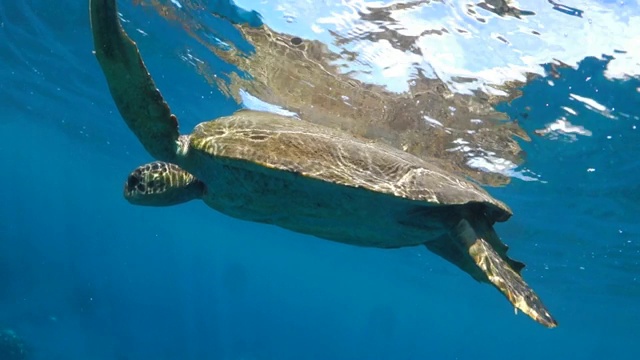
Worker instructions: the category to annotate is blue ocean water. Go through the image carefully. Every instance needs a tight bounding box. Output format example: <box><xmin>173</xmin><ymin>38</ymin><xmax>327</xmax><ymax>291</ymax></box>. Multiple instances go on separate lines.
<box><xmin>1</xmin><ymin>0</ymin><xmax>639</xmax><ymax>359</ymax></box>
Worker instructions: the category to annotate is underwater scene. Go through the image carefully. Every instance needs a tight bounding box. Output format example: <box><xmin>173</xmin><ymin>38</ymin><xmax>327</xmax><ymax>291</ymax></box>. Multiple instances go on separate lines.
<box><xmin>1</xmin><ymin>0</ymin><xmax>639</xmax><ymax>358</ymax></box>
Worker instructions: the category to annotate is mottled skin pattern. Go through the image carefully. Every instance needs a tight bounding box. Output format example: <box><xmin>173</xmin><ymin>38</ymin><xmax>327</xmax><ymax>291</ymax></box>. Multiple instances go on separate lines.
<box><xmin>92</xmin><ymin>0</ymin><xmax>556</xmax><ymax>328</ymax></box>
<box><xmin>125</xmin><ymin>161</ymin><xmax>204</xmax><ymax>206</ymax></box>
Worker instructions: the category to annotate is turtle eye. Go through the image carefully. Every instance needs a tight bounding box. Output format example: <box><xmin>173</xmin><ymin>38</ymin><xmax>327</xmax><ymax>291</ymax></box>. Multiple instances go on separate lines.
<box><xmin>127</xmin><ymin>174</ymin><xmax>140</xmax><ymax>188</ymax></box>
<box><xmin>136</xmin><ymin>183</ymin><xmax>146</xmax><ymax>193</ymax></box>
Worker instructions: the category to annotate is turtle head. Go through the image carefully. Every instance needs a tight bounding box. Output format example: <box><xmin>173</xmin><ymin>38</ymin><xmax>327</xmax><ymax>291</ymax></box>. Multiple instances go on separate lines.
<box><xmin>124</xmin><ymin>162</ymin><xmax>205</xmax><ymax>206</ymax></box>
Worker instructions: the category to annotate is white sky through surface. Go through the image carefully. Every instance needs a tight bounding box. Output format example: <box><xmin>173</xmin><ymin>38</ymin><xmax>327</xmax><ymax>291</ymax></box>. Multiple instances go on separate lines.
<box><xmin>238</xmin><ymin>0</ymin><xmax>639</xmax><ymax>93</ymax></box>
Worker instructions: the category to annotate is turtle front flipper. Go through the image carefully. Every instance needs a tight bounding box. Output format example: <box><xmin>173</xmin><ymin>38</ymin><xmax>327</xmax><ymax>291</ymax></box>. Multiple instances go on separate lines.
<box><xmin>90</xmin><ymin>0</ymin><xmax>180</xmax><ymax>162</ymax></box>
<box><xmin>125</xmin><ymin>161</ymin><xmax>205</xmax><ymax>206</ymax></box>
<box><xmin>451</xmin><ymin>219</ymin><xmax>557</xmax><ymax>328</ymax></box>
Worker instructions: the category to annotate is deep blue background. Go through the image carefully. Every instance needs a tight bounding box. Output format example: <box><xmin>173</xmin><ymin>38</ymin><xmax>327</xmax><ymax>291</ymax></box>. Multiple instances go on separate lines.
<box><xmin>1</xmin><ymin>1</ymin><xmax>639</xmax><ymax>359</ymax></box>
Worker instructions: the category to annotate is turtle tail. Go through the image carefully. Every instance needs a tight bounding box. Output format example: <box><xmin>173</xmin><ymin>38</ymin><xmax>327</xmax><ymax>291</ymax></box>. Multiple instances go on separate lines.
<box><xmin>90</xmin><ymin>0</ymin><xmax>180</xmax><ymax>162</ymax></box>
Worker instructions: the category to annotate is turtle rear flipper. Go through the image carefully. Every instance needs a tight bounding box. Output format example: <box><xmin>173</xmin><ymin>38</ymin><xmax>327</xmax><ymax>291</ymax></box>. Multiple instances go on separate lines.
<box><xmin>451</xmin><ymin>219</ymin><xmax>558</xmax><ymax>328</ymax></box>
<box><xmin>90</xmin><ymin>0</ymin><xmax>180</xmax><ymax>162</ymax></box>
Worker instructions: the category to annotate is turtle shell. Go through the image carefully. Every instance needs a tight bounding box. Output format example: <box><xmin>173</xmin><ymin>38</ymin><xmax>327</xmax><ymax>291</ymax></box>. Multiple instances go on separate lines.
<box><xmin>187</xmin><ymin>110</ymin><xmax>512</xmax><ymax>222</ymax></box>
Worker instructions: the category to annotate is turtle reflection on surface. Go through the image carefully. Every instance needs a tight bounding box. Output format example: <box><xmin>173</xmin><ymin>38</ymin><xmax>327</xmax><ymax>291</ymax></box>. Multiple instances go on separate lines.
<box><xmin>130</xmin><ymin>0</ymin><xmax>532</xmax><ymax>186</ymax></box>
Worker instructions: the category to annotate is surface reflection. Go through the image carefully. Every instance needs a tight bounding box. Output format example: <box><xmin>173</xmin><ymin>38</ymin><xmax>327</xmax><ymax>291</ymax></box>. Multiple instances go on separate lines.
<box><xmin>127</xmin><ymin>0</ymin><xmax>638</xmax><ymax>187</ymax></box>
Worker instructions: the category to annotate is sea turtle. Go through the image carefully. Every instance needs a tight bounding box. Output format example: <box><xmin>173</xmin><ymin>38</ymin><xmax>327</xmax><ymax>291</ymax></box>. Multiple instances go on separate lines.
<box><xmin>90</xmin><ymin>0</ymin><xmax>557</xmax><ymax>327</ymax></box>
